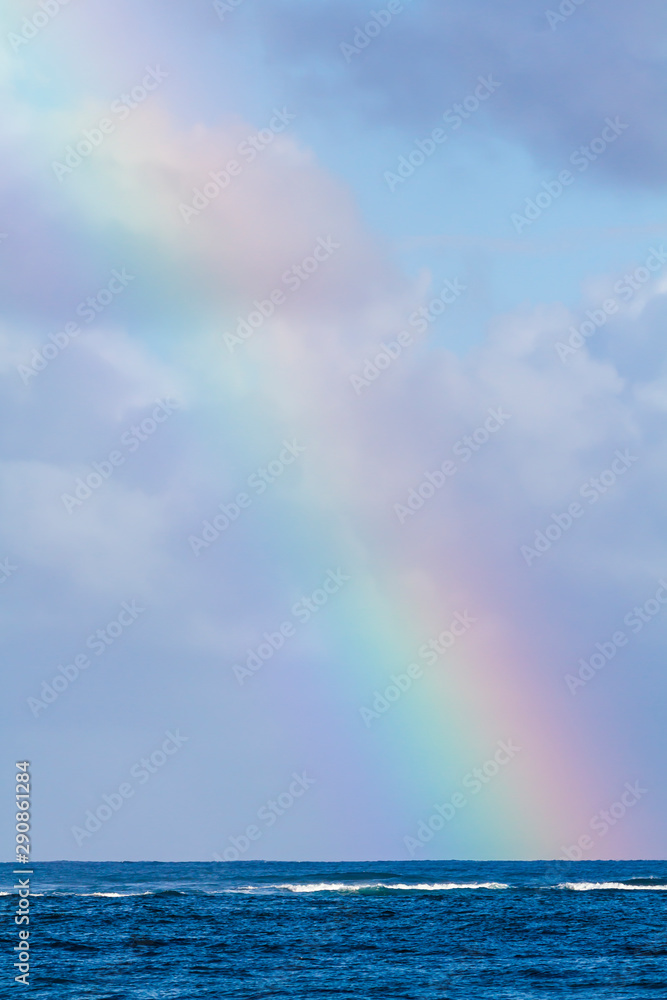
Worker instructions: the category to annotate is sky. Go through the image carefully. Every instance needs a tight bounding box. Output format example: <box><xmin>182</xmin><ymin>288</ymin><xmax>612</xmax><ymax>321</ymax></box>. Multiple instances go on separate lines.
<box><xmin>2</xmin><ymin>0</ymin><xmax>667</xmax><ymax>862</ymax></box>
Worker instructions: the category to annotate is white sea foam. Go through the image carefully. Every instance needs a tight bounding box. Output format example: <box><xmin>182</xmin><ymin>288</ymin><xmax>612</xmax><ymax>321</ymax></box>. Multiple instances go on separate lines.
<box><xmin>28</xmin><ymin>890</ymin><xmax>152</xmax><ymax>897</ymax></box>
<box><xmin>89</xmin><ymin>891</ymin><xmax>145</xmax><ymax>897</ymax></box>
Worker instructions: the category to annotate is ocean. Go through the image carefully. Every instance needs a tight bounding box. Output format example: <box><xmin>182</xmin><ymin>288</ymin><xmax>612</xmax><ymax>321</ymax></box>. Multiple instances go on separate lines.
<box><xmin>1</xmin><ymin>860</ymin><xmax>666</xmax><ymax>998</ymax></box>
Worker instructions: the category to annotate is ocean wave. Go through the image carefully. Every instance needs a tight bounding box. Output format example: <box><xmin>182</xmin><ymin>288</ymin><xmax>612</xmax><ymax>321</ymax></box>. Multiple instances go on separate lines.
<box><xmin>267</xmin><ymin>881</ymin><xmax>510</xmax><ymax>893</ymax></box>
<box><xmin>15</xmin><ymin>891</ymin><xmax>155</xmax><ymax>898</ymax></box>
<box><xmin>0</xmin><ymin>882</ymin><xmax>512</xmax><ymax>898</ymax></box>
<box><xmin>560</xmin><ymin>881</ymin><xmax>667</xmax><ymax>891</ymax></box>
<box><xmin>8</xmin><ymin>880</ymin><xmax>666</xmax><ymax>898</ymax></box>
<box><xmin>88</xmin><ymin>891</ymin><xmax>153</xmax><ymax>897</ymax></box>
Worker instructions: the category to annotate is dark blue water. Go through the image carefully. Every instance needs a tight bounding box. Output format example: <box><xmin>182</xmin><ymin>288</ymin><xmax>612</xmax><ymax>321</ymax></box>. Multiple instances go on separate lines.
<box><xmin>1</xmin><ymin>861</ymin><xmax>666</xmax><ymax>998</ymax></box>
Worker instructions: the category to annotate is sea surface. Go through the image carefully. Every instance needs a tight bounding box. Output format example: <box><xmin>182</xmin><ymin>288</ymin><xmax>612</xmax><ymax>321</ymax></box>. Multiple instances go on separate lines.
<box><xmin>1</xmin><ymin>860</ymin><xmax>666</xmax><ymax>998</ymax></box>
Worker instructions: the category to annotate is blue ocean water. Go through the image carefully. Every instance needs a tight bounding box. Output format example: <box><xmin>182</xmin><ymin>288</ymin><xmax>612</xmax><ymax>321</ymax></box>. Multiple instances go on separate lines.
<box><xmin>1</xmin><ymin>860</ymin><xmax>666</xmax><ymax>998</ymax></box>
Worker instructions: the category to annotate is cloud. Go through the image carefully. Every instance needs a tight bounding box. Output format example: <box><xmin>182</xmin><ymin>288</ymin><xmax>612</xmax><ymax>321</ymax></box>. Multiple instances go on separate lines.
<box><xmin>251</xmin><ymin>0</ymin><xmax>667</xmax><ymax>187</ymax></box>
